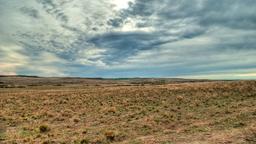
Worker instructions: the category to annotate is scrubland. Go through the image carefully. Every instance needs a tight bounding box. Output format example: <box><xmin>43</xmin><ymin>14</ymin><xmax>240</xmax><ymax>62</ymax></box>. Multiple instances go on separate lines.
<box><xmin>0</xmin><ymin>78</ymin><xmax>255</xmax><ymax>144</ymax></box>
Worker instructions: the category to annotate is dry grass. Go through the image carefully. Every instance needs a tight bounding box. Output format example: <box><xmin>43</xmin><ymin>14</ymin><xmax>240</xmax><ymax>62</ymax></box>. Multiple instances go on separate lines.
<box><xmin>0</xmin><ymin>79</ymin><xmax>255</xmax><ymax>143</ymax></box>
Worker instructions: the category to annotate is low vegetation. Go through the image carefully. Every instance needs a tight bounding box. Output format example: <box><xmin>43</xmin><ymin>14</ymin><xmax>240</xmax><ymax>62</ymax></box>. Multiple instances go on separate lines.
<box><xmin>0</xmin><ymin>78</ymin><xmax>255</xmax><ymax>143</ymax></box>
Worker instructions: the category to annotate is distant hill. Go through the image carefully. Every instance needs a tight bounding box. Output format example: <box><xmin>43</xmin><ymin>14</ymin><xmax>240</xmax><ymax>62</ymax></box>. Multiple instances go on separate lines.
<box><xmin>0</xmin><ymin>75</ymin><xmax>215</xmax><ymax>87</ymax></box>
<box><xmin>0</xmin><ymin>75</ymin><xmax>39</xmax><ymax>78</ymax></box>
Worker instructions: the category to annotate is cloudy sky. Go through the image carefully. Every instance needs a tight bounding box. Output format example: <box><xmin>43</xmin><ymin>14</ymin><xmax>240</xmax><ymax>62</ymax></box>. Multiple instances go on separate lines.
<box><xmin>0</xmin><ymin>0</ymin><xmax>256</xmax><ymax>79</ymax></box>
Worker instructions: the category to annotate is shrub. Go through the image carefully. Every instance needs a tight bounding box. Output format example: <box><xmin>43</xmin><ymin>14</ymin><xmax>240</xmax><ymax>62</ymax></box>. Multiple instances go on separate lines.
<box><xmin>80</xmin><ymin>139</ymin><xmax>89</xmax><ymax>144</ymax></box>
<box><xmin>107</xmin><ymin>107</ymin><xmax>117</xmax><ymax>113</ymax></box>
<box><xmin>176</xmin><ymin>96</ymin><xmax>184</xmax><ymax>101</ymax></box>
<box><xmin>73</xmin><ymin>118</ymin><xmax>79</xmax><ymax>123</ymax></box>
<box><xmin>39</xmin><ymin>125</ymin><xmax>50</xmax><ymax>133</ymax></box>
<box><xmin>104</xmin><ymin>130</ymin><xmax>116</xmax><ymax>141</ymax></box>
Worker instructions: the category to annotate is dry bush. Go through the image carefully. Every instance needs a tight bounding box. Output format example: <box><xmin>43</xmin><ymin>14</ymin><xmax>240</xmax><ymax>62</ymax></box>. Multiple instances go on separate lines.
<box><xmin>39</xmin><ymin>125</ymin><xmax>50</xmax><ymax>133</ymax></box>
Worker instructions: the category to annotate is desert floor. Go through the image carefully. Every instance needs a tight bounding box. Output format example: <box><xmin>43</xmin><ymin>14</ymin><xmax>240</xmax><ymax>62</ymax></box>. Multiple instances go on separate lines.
<box><xmin>0</xmin><ymin>78</ymin><xmax>256</xmax><ymax>144</ymax></box>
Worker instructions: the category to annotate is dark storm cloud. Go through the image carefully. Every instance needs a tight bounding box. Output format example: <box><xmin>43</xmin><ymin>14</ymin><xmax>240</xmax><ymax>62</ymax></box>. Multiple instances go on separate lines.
<box><xmin>88</xmin><ymin>27</ymin><xmax>206</xmax><ymax>63</ymax></box>
<box><xmin>89</xmin><ymin>32</ymin><xmax>163</xmax><ymax>62</ymax></box>
<box><xmin>89</xmin><ymin>32</ymin><xmax>162</xmax><ymax>50</ymax></box>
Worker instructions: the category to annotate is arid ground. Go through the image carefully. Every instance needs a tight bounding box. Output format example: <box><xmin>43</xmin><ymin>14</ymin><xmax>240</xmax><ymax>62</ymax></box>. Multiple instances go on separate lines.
<box><xmin>0</xmin><ymin>77</ymin><xmax>256</xmax><ymax>144</ymax></box>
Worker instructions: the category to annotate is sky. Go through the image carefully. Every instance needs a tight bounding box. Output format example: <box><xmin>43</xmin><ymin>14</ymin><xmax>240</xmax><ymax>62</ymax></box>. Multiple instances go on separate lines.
<box><xmin>0</xmin><ymin>0</ymin><xmax>256</xmax><ymax>79</ymax></box>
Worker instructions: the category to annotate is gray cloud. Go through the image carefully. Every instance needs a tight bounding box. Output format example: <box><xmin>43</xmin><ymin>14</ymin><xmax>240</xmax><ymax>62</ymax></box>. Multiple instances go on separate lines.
<box><xmin>37</xmin><ymin>0</ymin><xmax>69</xmax><ymax>23</ymax></box>
<box><xmin>122</xmin><ymin>0</ymin><xmax>256</xmax><ymax>29</ymax></box>
<box><xmin>20</xmin><ymin>7</ymin><xmax>40</xmax><ymax>19</ymax></box>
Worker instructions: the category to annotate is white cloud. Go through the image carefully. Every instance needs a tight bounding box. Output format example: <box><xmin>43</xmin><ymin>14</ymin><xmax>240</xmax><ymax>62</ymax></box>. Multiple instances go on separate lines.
<box><xmin>116</xmin><ymin>17</ymin><xmax>155</xmax><ymax>32</ymax></box>
<box><xmin>0</xmin><ymin>44</ymin><xmax>28</xmax><ymax>74</ymax></box>
<box><xmin>110</xmin><ymin>0</ymin><xmax>134</xmax><ymax>10</ymax></box>
<box><xmin>0</xmin><ymin>44</ymin><xmax>67</xmax><ymax>76</ymax></box>
<box><xmin>76</xmin><ymin>47</ymin><xmax>107</xmax><ymax>67</ymax></box>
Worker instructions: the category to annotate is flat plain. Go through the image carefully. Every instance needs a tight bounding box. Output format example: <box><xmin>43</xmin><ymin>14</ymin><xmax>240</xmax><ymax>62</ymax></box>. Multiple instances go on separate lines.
<box><xmin>0</xmin><ymin>76</ymin><xmax>256</xmax><ymax>144</ymax></box>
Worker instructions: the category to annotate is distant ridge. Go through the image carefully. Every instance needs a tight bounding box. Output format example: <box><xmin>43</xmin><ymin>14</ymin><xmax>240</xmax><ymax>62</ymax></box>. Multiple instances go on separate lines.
<box><xmin>0</xmin><ymin>75</ymin><xmax>213</xmax><ymax>81</ymax></box>
<box><xmin>0</xmin><ymin>75</ymin><xmax>213</xmax><ymax>83</ymax></box>
<box><xmin>0</xmin><ymin>75</ymin><xmax>191</xmax><ymax>80</ymax></box>
<box><xmin>0</xmin><ymin>75</ymin><xmax>39</xmax><ymax>78</ymax></box>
